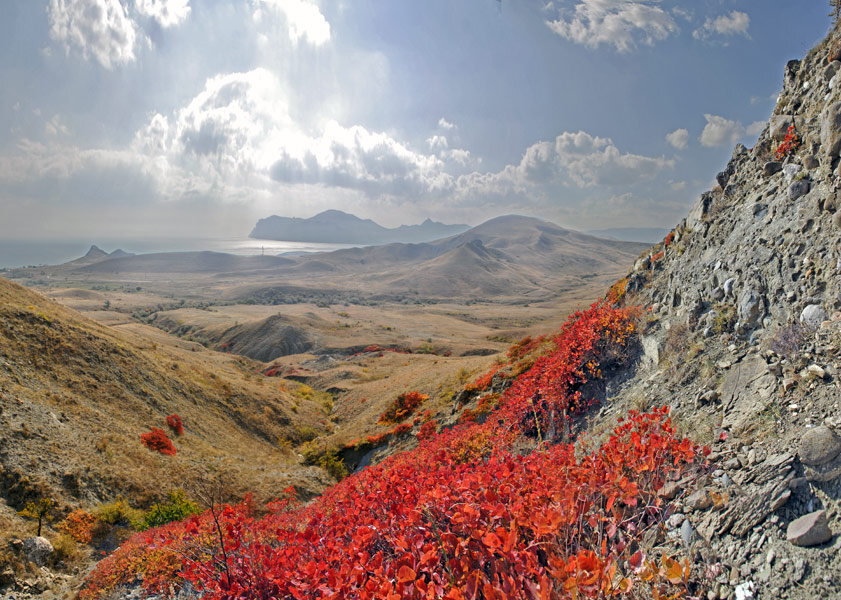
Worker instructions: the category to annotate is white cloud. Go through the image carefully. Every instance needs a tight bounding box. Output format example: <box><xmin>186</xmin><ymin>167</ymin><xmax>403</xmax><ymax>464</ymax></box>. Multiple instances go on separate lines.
<box><xmin>427</xmin><ymin>135</ymin><xmax>448</xmax><ymax>151</ymax></box>
<box><xmin>133</xmin><ymin>68</ymin><xmax>448</xmax><ymax>197</ymax></box>
<box><xmin>134</xmin><ymin>0</ymin><xmax>191</xmax><ymax>28</ymax></box>
<box><xmin>745</xmin><ymin>120</ymin><xmax>765</xmax><ymax>137</ymax></box>
<box><xmin>45</xmin><ymin>114</ymin><xmax>70</xmax><ymax>137</ymax></box>
<box><xmin>665</xmin><ymin>128</ymin><xmax>688</xmax><ymax>150</ymax></box>
<box><xmin>699</xmin><ymin>114</ymin><xmax>754</xmax><ymax>147</ymax></box>
<box><xmin>671</xmin><ymin>7</ymin><xmax>693</xmax><ymax>21</ymax></box>
<box><xmin>438</xmin><ymin>117</ymin><xmax>455</xmax><ymax>130</ymax></box>
<box><xmin>452</xmin><ymin>130</ymin><xmax>672</xmax><ymax>203</ymax></box>
<box><xmin>693</xmin><ymin>10</ymin><xmax>750</xmax><ymax>42</ymax></box>
<box><xmin>545</xmin><ymin>0</ymin><xmax>678</xmax><ymax>52</ymax></box>
<box><xmin>254</xmin><ymin>0</ymin><xmax>331</xmax><ymax>47</ymax></box>
<box><xmin>48</xmin><ymin>0</ymin><xmax>137</xmax><ymax>69</ymax></box>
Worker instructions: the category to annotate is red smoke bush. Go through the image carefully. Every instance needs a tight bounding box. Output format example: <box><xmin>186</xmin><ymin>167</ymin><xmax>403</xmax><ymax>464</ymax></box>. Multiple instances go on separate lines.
<box><xmin>165</xmin><ymin>414</ymin><xmax>184</xmax><ymax>436</ymax></box>
<box><xmin>140</xmin><ymin>428</ymin><xmax>176</xmax><ymax>456</ymax></box>
<box><xmin>83</xmin><ymin>301</ymin><xmax>708</xmax><ymax>600</ymax></box>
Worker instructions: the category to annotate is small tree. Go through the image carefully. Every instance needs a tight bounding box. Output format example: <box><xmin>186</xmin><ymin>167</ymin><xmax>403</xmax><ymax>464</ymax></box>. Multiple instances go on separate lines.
<box><xmin>19</xmin><ymin>498</ymin><xmax>54</xmax><ymax>536</ymax></box>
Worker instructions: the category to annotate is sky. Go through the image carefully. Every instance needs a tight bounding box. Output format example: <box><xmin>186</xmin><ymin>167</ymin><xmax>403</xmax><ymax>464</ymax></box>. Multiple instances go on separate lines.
<box><xmin>0</xmin><ymin>0</ymin><xmax>832</xmax><ymax>241</ymax></box>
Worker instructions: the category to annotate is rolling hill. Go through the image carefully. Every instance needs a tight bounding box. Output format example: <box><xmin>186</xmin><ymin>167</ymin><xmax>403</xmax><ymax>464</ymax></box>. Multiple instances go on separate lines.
<box><xmin>0</xmin><ymin>276</ymin><xmax>332</xmax><ymax>518</ymax></box>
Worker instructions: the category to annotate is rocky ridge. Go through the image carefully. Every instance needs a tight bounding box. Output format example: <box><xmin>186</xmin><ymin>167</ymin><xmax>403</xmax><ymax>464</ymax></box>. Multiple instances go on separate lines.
<box><xmin>595</xmin><ymin>25</ymin><xmax>841</xmax><ymax>600</ymax></box>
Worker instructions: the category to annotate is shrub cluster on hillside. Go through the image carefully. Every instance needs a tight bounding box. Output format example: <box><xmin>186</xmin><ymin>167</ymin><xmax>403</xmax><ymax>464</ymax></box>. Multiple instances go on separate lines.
<box><xmin>80</xmin><ymin>302</ymin><xmax>708</xmax><ymax>600</ymax></box>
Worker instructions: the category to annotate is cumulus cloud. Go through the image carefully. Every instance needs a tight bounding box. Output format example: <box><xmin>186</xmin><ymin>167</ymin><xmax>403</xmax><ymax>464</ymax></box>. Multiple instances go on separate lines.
<box><xmin>699</xmin><ymin>114</ymin><xmax>763</xmax><ymax>147</ymax></box>
<box><xmin>48</xmin><ymin>0</ymin><xmax>137</xmax><ymax>69</ymax></box>
<box><xmin>693</xmin><ymin>10</ymin><xmax>750</xmax><ymax>42</ymax></box>
<box><xmin>135</xmin><ymin>0</ymin><xmax>191</xmax><ymax>28</ymax></box>
<box><xmin>438</xmin><ymin>117</ymin><xmax>455</xmax><ymax>130</ymax></box>
<box><xmin>545</xmin><ymin>0</ymin><xmax>678</xmax><ymax>52</ymax></box>
<box><xmin>665</xmin><ymin>128</ymin><xmax>688</xmax><ymax>150</ymax></box>
<box><xmin>133</xmin><ymin>68</ymin><xmax>448</xmax><ymax>197</ymax></box>
<box><xmin>254</xmin><ymin>0</ymin><xmax>331</xmax><ymax>46</ymax></box>
<box><xmin>451</xmin><ymin>130</ymin><xmax>672</xmax><ymax>207</ymax></box>
<box><xmin>699</xmin><ymin>114</ymin><xmax>743</xmax><ymax>147</ymax></box>
<box><xmin>427</xmin><ymin>135</ymin><xmax>448</xmax><ymax>151</ymax></box>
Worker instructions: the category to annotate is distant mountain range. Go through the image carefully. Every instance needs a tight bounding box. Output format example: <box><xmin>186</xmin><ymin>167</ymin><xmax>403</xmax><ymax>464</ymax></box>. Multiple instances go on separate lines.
<box><xmin>249</xmin><ymin>210</ymin><xmax>470</xmax><ymax>244</ymax></box>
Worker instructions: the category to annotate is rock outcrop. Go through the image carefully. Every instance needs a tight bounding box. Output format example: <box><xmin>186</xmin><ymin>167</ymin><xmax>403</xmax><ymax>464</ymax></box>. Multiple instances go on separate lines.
<box><xmin>597</xmin><ymin>23</ymin><xmax>841</xmax><ymax>600</ymax></box>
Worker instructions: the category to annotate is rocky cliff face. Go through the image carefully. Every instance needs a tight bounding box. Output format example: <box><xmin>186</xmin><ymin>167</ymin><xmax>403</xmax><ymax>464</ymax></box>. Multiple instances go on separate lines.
<box><xmin>596</xmin><ymin>26</ymin><xmax>841</xmax><ymax>600</ymax></box>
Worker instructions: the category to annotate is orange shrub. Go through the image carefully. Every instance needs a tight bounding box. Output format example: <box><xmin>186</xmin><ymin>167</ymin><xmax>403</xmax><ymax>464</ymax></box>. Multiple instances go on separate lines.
<box><xmin>58</xmin><ymin>509</ymin><xmax>97</xmax><ymax>544</ymax></box>
<box><xmin>378</xmin><ymin>391</ymin><xmax>428</xmax><ymax>423</ymax></box>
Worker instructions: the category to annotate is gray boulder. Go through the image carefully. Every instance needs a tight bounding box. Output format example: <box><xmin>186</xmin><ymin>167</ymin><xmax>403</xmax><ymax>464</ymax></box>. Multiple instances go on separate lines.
<box><xmin>22</xmin><ymin>536</ymin><xmax>53</xmax><ymax>567</ymax></box>
<box><xmin>788</xmin><ymin>179</ymin><xmax>810</xmax><ymax>201</ymax></box>
<box><xmin>763</xmin><ymin>161</ymin><xmax>782</xmax><ymax>176</ymax></box>
<box><xmin>786</xmin><ymin>510</ymin><xmax>833</xmax><ymax>546</ymax></box>
<box><xmin>799</xmin><ymin>425</ymin><xmax>841</xmax><ymax>466</ymax></box>
<box><xmin>800</xmin><ymin>304</ymin><xmax>827</xmax><ymax>329</ymax></box>
<box><xmin>738</xmin><ymin>290</ymin><xmax>763</xmax><ymax>327</ymax></box>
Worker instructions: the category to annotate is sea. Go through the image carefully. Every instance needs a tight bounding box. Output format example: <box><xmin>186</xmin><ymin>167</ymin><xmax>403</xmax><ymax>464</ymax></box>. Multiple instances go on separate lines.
<box><xmin>0</xmin><ymin>237</ymin><xmax>357</xmax><ymax>269</ymax></box>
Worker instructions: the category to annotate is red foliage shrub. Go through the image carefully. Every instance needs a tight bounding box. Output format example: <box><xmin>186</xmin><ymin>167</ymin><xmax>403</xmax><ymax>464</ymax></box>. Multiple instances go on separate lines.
<box><xmin>390</xmin><ymin>423</ymin><xmax>412</xmax><ymax>436</ymax></box>
<box><xmin>378</xmin><ymin>391</ymin><xmax>428</xmax><ymax>424</ymax></box>
<box><xmin>663</xmin><ymin>231</ymin><xmax>675</xmax><ymax>247</ymax></box>
<box><xmin>140</xmin><ymin>428</ymin><xmax>176</xmax><ymax>456</ymax></box>
<box><xmin>82</xmin><ymin>302</ymin><xmax>708</xmax><ymax>600</ymax></box>
<box><xmin>165</xmin><ymin>414</ymin><xmax>184</xmax><ymax>436</ymax></box>
<box><xmin>416</xmin><ymin>419</ymin><xmax>438</xmax><ymax>440</ymax></box>
<box><xmin>775</xmin><ymin>124</ymin><xmax>801</xmax><ymax>160</ymax></box>
<box><xmin>464</xmin><ymin>367</ymin><xmax>499</xmax><ymax>392</ymax></box>
<box><xmin>651</xmin><ymin>251</ymin><xmax>664</xmax><ymax>262</ymax></box>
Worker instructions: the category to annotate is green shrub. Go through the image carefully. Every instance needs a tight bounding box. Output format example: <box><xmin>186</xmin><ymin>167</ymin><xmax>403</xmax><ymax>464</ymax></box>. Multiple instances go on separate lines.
<box><xmin>301</xmin><ymin>442</ymin><xmax>348</xmax><ymax>481</ymax></box>
<box><xmin>138</xmin><ymin>490</ymin><xmax>200</xmax><ymax>531</ymax></box>
<box><xmin>95</xmin><ymin>498</ymin><xmax>144</xmax><ymax>528</ymax></box>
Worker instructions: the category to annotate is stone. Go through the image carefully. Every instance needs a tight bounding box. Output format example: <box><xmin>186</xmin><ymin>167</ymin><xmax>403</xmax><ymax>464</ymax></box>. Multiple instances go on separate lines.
<box><xmin>22</xmin><ymin>536</ymin><xmax>53</xmax><ymax>567</ymax></box>
<box><xmin>783</xmin><ymin>163</ymin><xmax>802</xmax><ymax>181</ymax></box>
<box><xmin>667</xmin><ymin>513</ymin><xmax>686</xmax><ymax>529</ymax></box>
<box><xmin>0</xmin><ymin>566</ymin><xmax>14</xmax><ymax>587</ymax></box>
<box><xmin>658</xmin><ymin>480</ymin><xmax>680</xmax><ymax>500</ymax></box>
<box><xmin>686</xmin><ymin>489</ymin><xmax>712</xmax><ymax>510</ymax></box>
<box><xmin>802</xmin><ymin>154</ymin><xmax>820</xmax><ymax>169</ymax></box>
<box><xmin>800</xmin><ymin>304</ymin><xmax>828</xmax><ymax>329</ymax></box>
<box><xmin>680</xmin><ymin>518</ymin><xmax>695</xmax><ymax>545</ymax></box>
<box><xmin>770</xmin><ymin>114</ymin><xmax>796</xmax><ymax>141</ymax></box>
<box><xmin>799</xmin><ymin>425</ymin><xmax>841</xmax><ymax>466</ymax></box>
<box><xmin>724</xmin><ymin>277</ymin><xmax>736</xmax><ymax>297</ymax></box>
<box><xmin>806</xmin><ymin>364</ymin><xmax>826</xmax><ymax>379</ymax></box>
<box><xmin>788</xmin><ymin>179</ymin><xmax>810</xmax><ymax>201</ymax></box>
<box><xmin>698</xmin><ymin>389</ymin><xmax>720</xmax><ymax>405</ymax></box>
<box><xmin>763</xmin><ymin>161</ymin><xmax>782</xmax><ymax>176</ymax></box>
<box><xmin>786</xmin><ymin>510</ymin><xmax>833</xmax><ymax>546</ymax></box>
<box><xmin>820</xmin><ymin>101</ymin><xmax>841</xmax><ymax>158</ymax></box>
<box><xmin>738</xmin><ymin>290</ymin><xmax>763</xmax><ymax>327</ymax></box>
